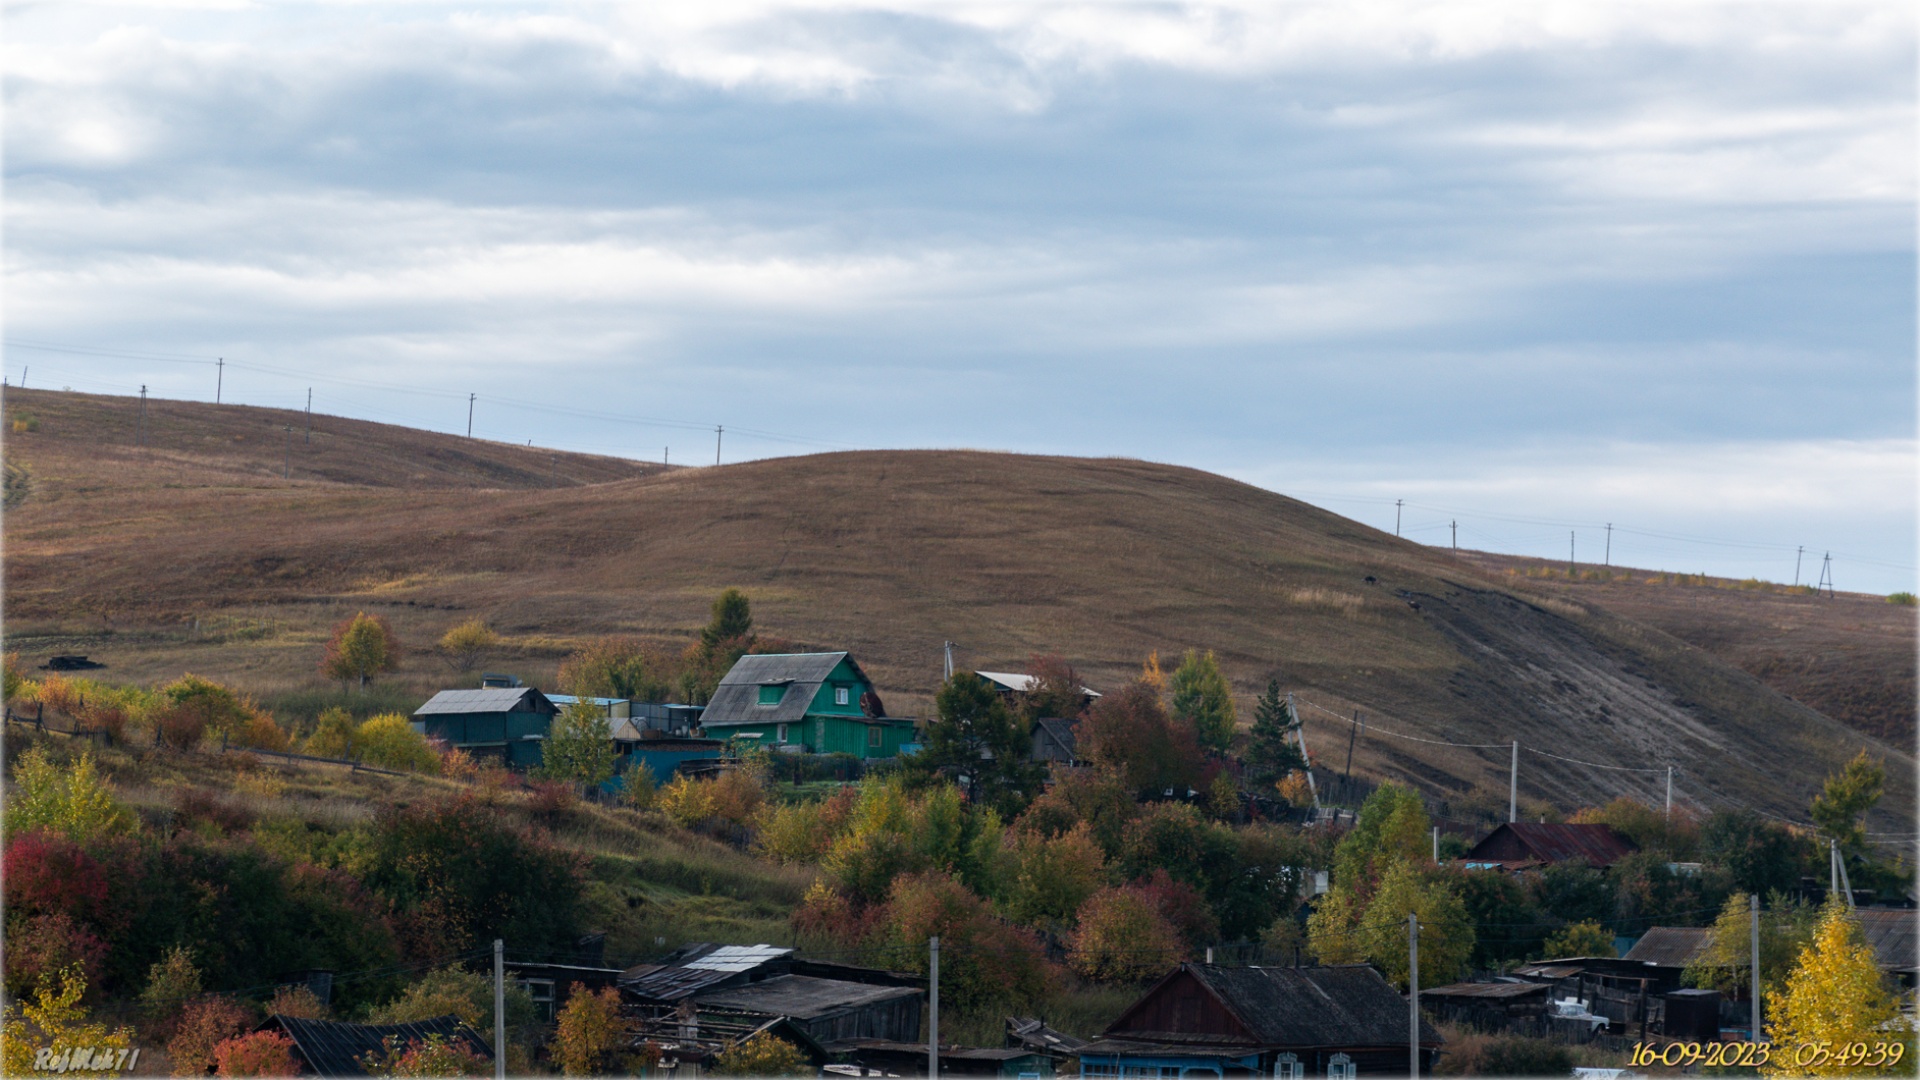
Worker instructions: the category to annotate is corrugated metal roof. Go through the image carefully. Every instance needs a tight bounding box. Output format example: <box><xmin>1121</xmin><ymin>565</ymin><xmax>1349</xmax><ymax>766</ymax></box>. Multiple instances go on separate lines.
<box><xmin>620</xmin><ymin>943</ymin><xmax>794</xmax><ymax>1001</ymax></box>
<box><xmin>262</xmin><ymin>1014</ymin><xmax>490</xmax><ymax>1078</ymax></box>
<box><xmin>1465</xmin><ymin>823</ymin><xmax>1638</xmax><ymax>869</ymax></box>
<box><xmin>693</xmin><ymin>975</ymin><xmax>920</xmax><ymax>1020</ymax></box>
<box><xmin>413</xmin><ymin>688</ymin><xmax>554</xmax><ymax>717</ymax></box>
<box><xmin>978</xmin><ymin>672</ymin><xmax>1102</xmax><ymax>698</ymax></box>
<box><xmin>1421</xmin><ymin>982</ymin><xmax>1550</xmax><ymax>1000</ymax></box>
<box><xmin>703</xmin><ymin>653</ymin><xmax>855</xmax><ymax>725</ymax></box>
<box><xmin>1858</xmin><ymin>908</ymin><xmax>1918</xmax><ymax>973</ymax></box>
<box><xmin>1622</xmin><ymin>927</ymin><xmax>1712</xmax><ymax>968</ymax></box>
<box><xmin>688</xmin><ymin>944</ymin><xmax>794</xmax><ymax>972</ymax></box>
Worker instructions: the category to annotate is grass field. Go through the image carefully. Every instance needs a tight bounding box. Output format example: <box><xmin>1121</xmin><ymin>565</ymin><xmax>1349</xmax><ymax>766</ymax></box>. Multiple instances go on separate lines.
<box><xmin>3</xmin><ymin>387</ymin><xmax>1911</xmax><ymax>832</ymax></box>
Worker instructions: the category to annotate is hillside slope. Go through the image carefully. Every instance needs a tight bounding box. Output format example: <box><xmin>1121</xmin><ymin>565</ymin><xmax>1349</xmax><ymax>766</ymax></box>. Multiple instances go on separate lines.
<box><xmin>3</xmin><ymin>389</ymin><xmax>1910</xmax><ymax>830</ymax></box>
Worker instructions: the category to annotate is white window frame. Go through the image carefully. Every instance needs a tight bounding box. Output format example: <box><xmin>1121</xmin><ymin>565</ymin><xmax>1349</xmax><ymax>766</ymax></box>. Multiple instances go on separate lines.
<box><xmin>1326</xmin><ymin>1054</ymin><xmax>1355</xmax><ymax>1080</ymax></box>
<box><xmin>836</xmin><ymin>685</ymin><xmax>851</xmax><ymax>706</ymax></box>
<box><xmin>1273</xmin><ymin>1054</ymin><xmax>1302</xmax><ymax>1080</ymax></box>
<box><xmin>776</xmin><ymin>723</ymin><xmax>788</xmax><ymax>743</ymax></box>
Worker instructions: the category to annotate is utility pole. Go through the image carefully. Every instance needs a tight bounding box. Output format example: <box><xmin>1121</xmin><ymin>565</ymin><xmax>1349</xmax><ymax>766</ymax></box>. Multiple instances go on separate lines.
<box><xmin>19</xmin><ymin>366</ymin><xmax>25</xmax><ymax>388</ymax></box>
<box><xmin>467</xmin><ymin>393</ymin><xmax>475</xmax><ymax>438</ymax></box>
<box><xmin>715</xmin><ymin>425</ymin><xmax>724</xmax><ymax>466</ymax></box>
<box><xmin>305</xmin><ymin>388</ymin><xmax>312</xmax><ymax>443</ymax></box>
<box><xmin>1408</xmin><ymin>914</ymin><xmax>1421</xmax><ymax>1079</ymax></box>
<box><xmin>1395</xmin><ymin>499</ymin><xmax>1403</xmax><ymax>537</ymax></box>
<box><xmin>942</xmin><ymin>641</ymin><xmax>955</xmax><ymax>682</ymax></box>
<box><xmin>1569</xmin><ymin>531</ymin><xmax>1576</xmax><ymax>578</ymax></box>
<box><xmin>216</xmin><ymin>358</ymin><xmax>223</xmax><ymax>403</ymax></box>
<box><xmin>1450</xmin><ymin>521</ymin><xmax>1457</xmax><ymax>550</ymax></box>
<box><xmin>283</xmin><ymin>425</ymin><xmax>292</xmax><ymax>479</ymax></box>
<box><xmin>928</xmin><ymin>936</ymin><xmax>940</xmax><ymax>1079</ymax></box>
<box><xmin>1794</xmin><ymin>546</ymin><xmax>1804</xmax><ymax>587</ymax></box>
<box><xmin>1665</xmin><ymin>766</ymin><xmax>1672</xmax><ymax>822</ymax></box>
<box><xmin>1604</xmin><ymin>523</ymin><xmax>1612</xmax><ymax>567</ymax></box>
<box><xmin>137</xmin><ymin>385</ymin><xmax>148</xmax><ymax>447</ymax></box>
<box><xmin>1431</xmin><ymin>826</ymin><xmax>1438</xmax><ymax>862</ymax></box>
<box><xmin>1817</xmin><ymin>553</ymin><xmax>1834</xmax><ymax>598</ymax></box>
<box><xmin>1288</xmin><ymin>693</ymin><xmax>1319</xmax><ymax>809</ymax></box>
<box><xmin>1342</xmin><ymin>711</ymin><xmax>1361</xmax><ymax>802</ymax></box>
<box><xmin>1509</xmin><ymin>741</ymin><xmax>1518</xmax><ymax>823</ymax></box>
<box><xmin>1749</xmin><ymin>895</ymin><xmax>1761</xmax><ymax>1043</ymax></box>
<box><xmin>493</xmin><ymin>939</ymin><xmax>506</xmax><ymax>1080</ymax></box>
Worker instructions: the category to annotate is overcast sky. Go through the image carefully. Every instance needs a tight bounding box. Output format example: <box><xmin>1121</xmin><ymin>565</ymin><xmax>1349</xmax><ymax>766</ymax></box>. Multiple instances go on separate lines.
<box><xmin>6</xmin><ymin>1</ymin><xmax>1914</xmax><ymax>590</ymax></box>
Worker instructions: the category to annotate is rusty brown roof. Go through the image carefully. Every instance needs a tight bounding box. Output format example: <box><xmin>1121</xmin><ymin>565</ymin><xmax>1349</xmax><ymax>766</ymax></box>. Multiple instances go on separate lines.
<box><xmin>1421</xmin><ymin>982</ymin><xmax>1550</xmax><ymax>1000</ymax></box>
<box><xmin>1622</xmin><ymin>927</ymin><xmax>1712</xmax><ymax>968</ymax></box>
<box><xmin>1466</xmin><ymin>823</ymin><xmax>1638</xmax><ymax>868</ymax></box>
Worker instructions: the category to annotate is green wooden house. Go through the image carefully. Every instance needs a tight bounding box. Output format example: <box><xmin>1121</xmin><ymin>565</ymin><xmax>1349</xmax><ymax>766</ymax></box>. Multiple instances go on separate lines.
<box><xmin>700</xmin><ymin>652</ymin><xmax>915</xmax><ymax>758</ymax></box>
<box><xmin>411</xmin><ymin>687</ymin><xmax>557</xmax><ymax>769</ymax></box>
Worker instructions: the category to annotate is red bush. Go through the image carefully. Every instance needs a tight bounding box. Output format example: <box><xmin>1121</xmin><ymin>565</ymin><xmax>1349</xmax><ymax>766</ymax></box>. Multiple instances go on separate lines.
<box><xmin>4</xmin><ymin>831</ymin><xmax>111</xmax><ymax>924</ymax></box>
<box><xmin>214</xmin><ymin>1030</ymin><xmax>302</xmax><ymax>1077</ymax></box>
<box><xmin>526</xmin><ymin>780</ymin><xmax>577</xmax><ymax>821</ymax></box>
<box><xmin>174</xmin><ymin>787</ymin><xmax>257</xmax><ymax>834</ymax></box>
<box><xmin>1130</xmin><ymin>869</ymin><xmax>1219</xmax><ymax>948</ymax></box>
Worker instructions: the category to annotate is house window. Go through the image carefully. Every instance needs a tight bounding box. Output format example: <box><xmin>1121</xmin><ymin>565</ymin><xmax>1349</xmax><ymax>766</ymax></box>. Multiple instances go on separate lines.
<box><xmin>776</xmin><ymin>723</ymin><xmax>788</xmax><ymax>743</ymax></box>
<box><xmin>1273</xmin><ymin>1055</ymin><xmax>1302</xmax><ymax>1080</ymax></box>
<box><xmin>519</xmin><ymin>979</ymin><xmax>556</xmax><ymax>1022</ymax></box>
<box><xmin>758</xmin><ymin>685</ymin><xmax>783</xmax><ymax>706</ymax></box>
<box><xmin>1326</xmin><ymin>1054</ymin><xmax>1354</xmax><ymax>1080</ymax></box>
<box><xmin>868</xmin><ymin>725</ymin><xmax>882</xmax><ymax>749</ymax></box>
<box><xmin>835</xmin><ymin>685</ymin><xmax>851</xmax><ymax>706</ymax></box>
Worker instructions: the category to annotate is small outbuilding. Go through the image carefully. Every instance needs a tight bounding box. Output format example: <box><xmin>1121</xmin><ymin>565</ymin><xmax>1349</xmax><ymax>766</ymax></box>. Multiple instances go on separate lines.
<box><xmin>411</xmin><ymin>687</ymin><xmax>557</xmax><ymax>769</ymax></box>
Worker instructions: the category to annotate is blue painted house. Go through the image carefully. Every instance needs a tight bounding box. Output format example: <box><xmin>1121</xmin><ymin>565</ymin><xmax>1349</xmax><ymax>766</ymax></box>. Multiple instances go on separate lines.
<box><xmin>699</xmin><ymin>652</ymin><xmax>915</xmax><ymax>759</ymax></box>
<box><xmin>412</xmin><ymin>687</ymin><xmax>557</xmax><ymax>769</ymax></box>
<box><xmin>1077</xmin><ymin>964</ymin><xmax>1443</xmax><ymax>1079</ymax></box>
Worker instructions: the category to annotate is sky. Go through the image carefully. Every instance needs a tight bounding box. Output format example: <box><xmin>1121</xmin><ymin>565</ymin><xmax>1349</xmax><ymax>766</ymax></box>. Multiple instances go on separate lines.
<box><xmin>4</xmin><ymin>1</ymin><xmax>1915</xmax><ymax>591</ymax></box>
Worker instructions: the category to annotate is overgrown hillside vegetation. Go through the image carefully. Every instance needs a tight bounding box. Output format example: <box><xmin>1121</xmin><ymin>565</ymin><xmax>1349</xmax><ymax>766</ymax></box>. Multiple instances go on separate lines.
<box><xmin>2</xmin><ymin>386</ymin><xmax>1910</xmax><ymax>830</ymax></box>
<box><xmin>4</xmin><ymin>654</ymin><xmax>1907</xmax><ymax>1076</ymax></box>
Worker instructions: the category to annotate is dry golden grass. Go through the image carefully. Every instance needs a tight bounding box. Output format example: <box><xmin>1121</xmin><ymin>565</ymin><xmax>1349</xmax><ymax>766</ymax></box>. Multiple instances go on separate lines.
<box><xmin>3</xmin><ymin>388</ymin><xmax>1911</xmax><ymax>829</ymax></box>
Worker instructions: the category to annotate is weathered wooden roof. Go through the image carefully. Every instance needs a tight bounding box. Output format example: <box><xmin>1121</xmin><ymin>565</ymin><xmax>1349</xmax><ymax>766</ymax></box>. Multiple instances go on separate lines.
<box><xmin>695</xmin><ymin>975</ymin><xmax>922</xmax><ymax>1019</ymax></box>
<box><xmin>1622</xmin><ymin>927</ymin><xmax>1712</xmax><ymax>968</ymax></box>
<box><xmin>260</xmin><ymin>1014</ymin><xmax>490</xmax><ymax>1078</ymax></box>
<box><xmin>1857</xmin><ymin>908</ymin><xmax>1919</xmax><ymax>973</ymax></box>
<box><xmin>1032</xmin><ymin>718</ymin><xmax>1078</xmax><ymax>759</ymax></box>
<box><xmin>1104</xmin><ymin>964</ymin><xmax>1442</xmax><ymax>1051</ymax></box>
<box><xmin>1465</xmin><ymin>823</ymin><xmax>1638</xmax><ymax>869</ymax></box>
<box><xmin>1008</xmin><ymin>1016</ymin><xmax>1088</xmax><ymax>1054</ymax></box>
<box><xmin>413</xmin><ymin>687</ymin><xmax>554</xmax><ymax>716</ymax></box>
<box><xmin>703</xmin><ymin>653</ymin><xmax>861</xmax><ymax>725</ymax></box>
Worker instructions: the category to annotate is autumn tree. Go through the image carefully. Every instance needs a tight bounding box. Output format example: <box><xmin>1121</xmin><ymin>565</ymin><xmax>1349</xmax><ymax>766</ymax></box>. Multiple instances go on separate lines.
<box><xmin>4</xmin><ymin>748</ymin><xmax>132</xmax><ymax>843</ymax></box>
<box><xmin>1703</xmin><ymin>809</ymin><xmax>1816</xmax><ymax>896</ymax></box>
<box><xmin>213</xmin><ymin>1030</ymin><xmax>301</xmax><ymax>1078</ymax></box>
<box><xmin>559</xmin><ymin>637</ymin><xmax>678</xmax><ymax>702</ymax></box>
<box><xmin>369</xmin><ymin>966</ymin><xmax>536</xmax><ymax>1069</ymax></box>
<box><xmin>1069</xmin><ymin>887</ymin><xmax>1184</xmax><ymax>982</ymax></box>
<box><xmin>355</xmin><ymin>715</ymin><xmax>442</xmax><ymax>773</ymax></box>
<box><xmin>167</xmin><ymin>997</ymin><xmax>257</xmax><ymax>1077</ymax></box>
<box><xmin>1018</xmin><ymin>653</ymin><xmax>1090</xmax><ymax>722</ymax></box>
<box><xmin>678</xmin><ymin>589</ymin><xmax>759</xmax><ymax>704</ymax></box>
<box><xmin>912</xmin><ymin>673</ymin><xmax>1043</xmax><ymax>815</ymax></box>
<box><xmin>1683</xmin><ymin>891</ymin><xmax>1818</xmax><ymax>999</ymax></box>
<box><xmin>1542</xmin><ymin>920</ymin><xmax>1616</xmax><ymax>959</ymax></box>
<box><xmin>1331</xmin><ymin>782</ymin><xmax>1432</xmax><ymax>896</ymax></box>
<box><xmin>1762</xmin><ymin>903</ymin><xmax>1905</xmax><ymax>1078</ymax></box>
<box><xmin>1001</xmin><ymin>822</ymin><xmax>1108</xmax><ymax>927</ymax></box>
<box><xmin>712</xmin><ymin>1032</ymin><xmax>809</xmax><ymax>1077</ymax></box>
<box><xmin>437</xmin><ymin>620</ymin><xmax>499</xmax><ymax>674</ymax></box>
<box><xmin>537</xmin><ymin>701</ymin><xmax>616</xmax><ymax>786</ymax></box>
<box><xmin>1</xmin><ymin>966</ymin><xmax>135</xmax><ymax>1079</ymax></box>
<box><xmin>1076</xmin><ymin>679</ymin><xmax>1205</xmax><ymax>797</ymax></box>
<box><xmin>1352</xmin><ymin>862</ymin><xmax>1475</xmax><ymax>990</ymax></box>
<box><xmin>1810</xmin><ymin>752</ymin><xmax>1884</xmax><ymax>860</ymax></box>
<box><xmin>1244</xmin><ymin>680</ymin><xmax>1308</xmax><ymax>788</ymax></box>
<box><xmin>321</xmin><ymin>612</ymin><xmax>402</xmax><ymax>689</ymax></box>
<box><xmin>1170</xmin><ymin>649</ymin><xmax>1236</xmax><ymax>752</ymax></box>
<box><xmin>303</xmin><ymin>707</ymin><xmax>358</xmax><ymax>760</ymax></box>
<box><xmin>552</xmin><ymin>985</ymin><xmax>625</xmax><ymax>1076</ymax></box>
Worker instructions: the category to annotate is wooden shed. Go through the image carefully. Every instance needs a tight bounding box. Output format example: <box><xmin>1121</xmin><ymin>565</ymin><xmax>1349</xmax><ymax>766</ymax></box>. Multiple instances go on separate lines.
<box><xmin>1462</xmin><ymin>823</ymin><xmax>1638</xmax><ymax>871</ymax></box>
<box><xmin>411</xmin><ymin>687</ymin><xmax>556</xmax><ymax>769</ymax></box>
<box><xmin>256</xmin><ymin>1014</ymin><xmax>490</xmax><ymax>1078</ymax></box>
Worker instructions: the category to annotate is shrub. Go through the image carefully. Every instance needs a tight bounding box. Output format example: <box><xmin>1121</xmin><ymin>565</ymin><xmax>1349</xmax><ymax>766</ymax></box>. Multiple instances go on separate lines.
<box><xmin>1068</xmin><ymin>887</ymin><xmax>1184</xmax><ymax>982</ymax></box>
<box><xmin>526</xmin><ymin>780</ymin><xmax>577</xmax><ymax>821</ymax></box>
<box><xmin>1477</xmin><ymin>1037</ymin><xmax>1574</xmax><ymax>1078</ymax></box>
<box><xmin>2</xmin><ymin>912</ymin><xmax>109</xmax><ymax>997</ymax></box>
<box><xmin>3</xmin><ymin>651</ymin><xmax>22</xmax><ymax>702</ymax></box>
<box><xmin>616</xmin><ymin>760</ymin><xmax>658</xmax><ymax>810</ymax></box>
<box><xmin>1542</xmin><ymin>919</ymin><xmax>1616</xmax><ymax>959</ymax></box>
<box><xmin>214</xmin><ymin>1030</ymin><xmax>302</xmax><ymax>1077</ymax></box>
<box><xmin>369</xmin><ymin>966</ymin><xmax>536</xmax><ymax>1049</ymax></box>
<box><xmin>268</xmin><ymin>984</ymin><xmax>330</xmax><ymax>1019</ymax></box>
<box><xmin>1888</xmin><ymin>592</ymin><xmax>1917</xmax><ymax>607</ymax></box>
<box><xmin>361</xmin><ymin>794</ymin><xmax>585</xmax><ymax>960</ymax></box>
<box><xmin>138</xmin><ymin>948</ymin><xmax>203</xmax><ymax>1037</ymax></box>
<box><xmin>156</xmin><ymin>674</ymin><xmax>285</xmax><ymax>749</ymax></box>
<box><xmin>362</xmin><ymin>1033</ymin><xmax>490</xmax><ymax>1077</ymax></box>
<box><xmin>1002</xmin><ymin>822</ymin><xmax>1108</xmax><ymax>927</ymax></box>
<box><xmin>0</xmin><ymin>966</ymin><xmax>135</xmax><ymax>1079</ymax></box>
<box><xmin>304</xmin><ymin>707</ymin><xmax>357</xmax><ymax>759</ymax></box>
<box><xmin>4</xmin><ymin>748</ymin><xmax>133</xmax><ymax>843</ymax></box>
<box><xmin>440</xmin><ymin>748</ymin><xmax>479</xmax><ymax>782</ymax></box>
<box><xmin>877</xmin><ymin>871</ymin><xmax>1053</xmax><ymax>1012</ymax></box>
<box><xmin>355</xmin><ymin>715</ymin><xmax>440</xmax><ymax>773</ymax></box>
<box><xmin>4</xmin><ymin>831</ymin><xmax>112</xmax><ymax>925</ymax></box>
<box><xmin>551</xmin><ymin>985</ymin><xmax>624</xmax><ymax>1076</ymax></box>
<box><xmin>537</xmin><ymin>702</ymin><xmax>616</xmax><ymax>786</ymax></box>
<box><xmin>658</xmin><ymin>774</ymin><xmax>714</xmax><ymax>828</ymax></box>
<box><xmin>174</xmin><ymin>786</ymin><xmax>258</xmax><ymax>834</ymax></box>
<box><xmin>711</xmin><ymin>1032</ymin><xmax>808</xmax><ymax>1077</ymax></box>
<box><xmin>168</xmin><ymin>997</ymin><xmax>257</xmax><ymax>1077</ymax></box>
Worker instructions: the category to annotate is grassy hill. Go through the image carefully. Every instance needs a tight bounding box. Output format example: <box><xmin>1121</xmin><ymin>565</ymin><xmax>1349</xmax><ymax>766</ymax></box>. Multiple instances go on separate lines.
<box><xmin>3</xmin><ymin>387</ymin><xmax>1910</xmax><ymax>832</ymax></box>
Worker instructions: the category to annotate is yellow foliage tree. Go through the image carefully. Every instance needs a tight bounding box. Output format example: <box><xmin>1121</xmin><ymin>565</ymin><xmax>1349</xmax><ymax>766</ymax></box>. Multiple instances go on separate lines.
<box><xmin>1</xmin><ymin>966</ymin><xmax>135</xmax><ymax>1078</ymax></box>
<box><xmin>3</xmin><ymin>748</ymin><xmax>132</xmax><ymax>843</ymax></box>
<box><xmin>550</xmin><ymin>985</ymin><xmax>624</xmax><ymax>1077</ymax></box>
<box><xmin>354</xmin><ymin>714</ymin><xmax>441</xmax><ymax>773</ymax></box>
<box><xmin>1762</xmin><ymin>903</ymin><xmax>1908</xmax><ymax>1078</ymax></box>
<box><xmin>437</xmin><ymin>620</ymin><xmax>499</xmax><ymax>673</ymax></box>
<box><xmin>711</xmin><ymin>1031</ymin><xmax>809</xmax><ymax>1077</ymax></box>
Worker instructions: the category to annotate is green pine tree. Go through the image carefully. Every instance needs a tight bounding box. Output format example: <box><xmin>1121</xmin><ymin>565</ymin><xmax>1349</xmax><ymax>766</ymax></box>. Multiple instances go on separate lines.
<box><xmin>1244</xmin><ymin>680</ymin><xmax>1307</xmax><ymax>786</ymax></box>
<box><xmin>1170</xmin><ymin>649</ymin><xmax>1235</xmax><ymax>752</ymax></box>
